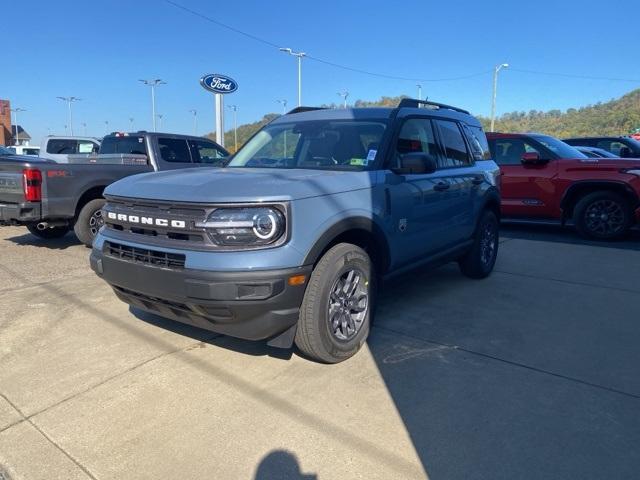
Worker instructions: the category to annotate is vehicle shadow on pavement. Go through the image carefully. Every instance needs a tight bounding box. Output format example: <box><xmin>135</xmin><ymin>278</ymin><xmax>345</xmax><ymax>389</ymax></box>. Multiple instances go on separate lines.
<box><xmin>130</xmin><ymin>307</ymin><xmax>295</xmax><ymax>360</ymax></box>
<box><xmin>502</xmin><ymin>223</ymin><xmax>640</xmax><ymax>251</ymax></box>
<box><xmin>4</xmin><ymin>232</ymin><xmax>81</xmax><ymax>250</ymax></box>
<box><xmin>253</xmin><ymin>450</ymin><xmax>317</xmax><ymax>479</ymax></box>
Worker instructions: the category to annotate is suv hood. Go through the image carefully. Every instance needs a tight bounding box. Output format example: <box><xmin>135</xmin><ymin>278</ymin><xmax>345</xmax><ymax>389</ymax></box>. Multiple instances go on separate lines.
<box><xmin>105</xmin><ymin>167</ymin><xmax>376</xmax><ymax>203</ymax></box>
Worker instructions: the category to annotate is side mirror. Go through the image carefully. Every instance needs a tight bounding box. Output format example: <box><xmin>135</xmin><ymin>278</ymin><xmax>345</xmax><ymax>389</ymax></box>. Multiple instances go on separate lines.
<box><xmin>393</xmin><ymin>152</ymin><xmax>437</xmax><ymax>175</ymax></box>
<box><xmin>619</xmin><ymin>147</ymin><xmax>632</xmax><ymax>158</ymax></box>
<box><xmin>521</xmin><ymin>152</ymin><xmax>548</xmax><ymax>165</ymax></box>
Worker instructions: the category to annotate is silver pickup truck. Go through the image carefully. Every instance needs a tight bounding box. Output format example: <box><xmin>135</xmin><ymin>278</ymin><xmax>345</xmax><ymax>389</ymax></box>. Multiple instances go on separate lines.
<box><xmin>0</xmin><ymin>132</ymin><xmax>228</xmax><ymax>246</ymax></box>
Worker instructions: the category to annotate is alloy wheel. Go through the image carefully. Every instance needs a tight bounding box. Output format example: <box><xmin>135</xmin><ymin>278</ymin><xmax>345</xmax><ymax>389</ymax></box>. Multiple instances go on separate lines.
<box><xmin>328</xmin><ymin>268</ymin><xmax>368</xmax><ymax>341</ymax></box>
<box><xmin>584</xmin><ymin>199</ymin><xmax>625</xmax><ymax>237</ymax></box>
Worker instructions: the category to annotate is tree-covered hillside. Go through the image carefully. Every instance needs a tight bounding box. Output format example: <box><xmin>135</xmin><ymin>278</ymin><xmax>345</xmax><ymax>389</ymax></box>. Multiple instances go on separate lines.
<box><xmin>209</xmin><ymin>89</ymin><xmax>640</xmax><ymax>152</ymax></box>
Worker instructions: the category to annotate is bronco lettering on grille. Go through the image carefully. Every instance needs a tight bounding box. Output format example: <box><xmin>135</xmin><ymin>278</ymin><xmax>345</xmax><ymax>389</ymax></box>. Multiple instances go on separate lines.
<box><xmin>106</xmin><ymin>211</ymin><xmax>186</xmax><ymax>229</ymax></box>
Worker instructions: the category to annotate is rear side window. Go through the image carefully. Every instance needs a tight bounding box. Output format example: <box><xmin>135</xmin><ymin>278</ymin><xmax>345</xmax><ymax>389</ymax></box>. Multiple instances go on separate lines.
<box><xmin>396</xmin><ymin>118</ymin><xmax>438</xmax><ymax>157</ymax></box>
<box><xmin>188</xmin><ymin>140</ymin><xmax>227</xmax><ymax>165</ymax></box>
<box><xmin>47</xmin><ymin>139</ymin><xmax>77</xmax><ymax>154</ymax></box>
<box><xmin>463</xmin><ymin>124</ymin><xmax>491</xmax><ymax>160</ymax></box>
<box><xmin>433</xmin><ymin>120</ymin><xmax>470</xmax><ymax>168</ymax></box>
<box><xmin>99</xmin><ymin>136</ymin><xmax>147</xmax><ymax>155</ymax></box>
<box><xmin>158</xmin><ymin>138</ymin><xmax>191</xmax><ymax>163</ymax></box>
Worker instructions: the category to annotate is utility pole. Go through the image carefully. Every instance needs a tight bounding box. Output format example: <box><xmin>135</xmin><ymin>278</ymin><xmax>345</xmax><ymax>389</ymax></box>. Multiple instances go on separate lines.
<box><xmin>129</xmin><ymin>117</ymin><xmax>135</xmax><ymax>132</ymax></box>
<box><xmin>104</xmin><ymin>120</ymin><xmax>109</xmax><ymax>135</ymax></box>
<box><xmin>139</xmin><ymin>79</ymin><xmax>166</xmax><ymax>132</ymax></box>
<box><xmin>188</xmin><ymin>109</ymin><xmax>198</xmax><ymax>135</ymax></box>
<box><xmin>490</xmin><ymin>63</ymin><xmax>509</xmax><ymax>132</ymax></box>
<box><xmin>56</xmin><ymin>96</ymin><xmax>81</xmax><ymax>136</ymax></box>
<box><xmin>10</xmin><ymin>107</ymin><xmax>26</xmax><ymax>145</ymax></box>
<box><xmin>157</xmin><ymin>114</ymin><xmax>163</xmax><ymax>131</ymax></box>
<box><xmin>276</xmin><ymin>99</ymin><xmax>288</xmax><ymax>157</ymax></box>
<box><xmin>416</xmin><ymin>84</ymin><xmax>422</xmax><ymax>100</ymax></box>
<box><xmin>228</xmin><ymin>105</ymin><xmax>238</xmax><ymax>151</ymax></box>
<box><xmin>337</xmin><ymin>90</ymin><xmax>349</xmax><ymax>108</ymax></box>
<box><xmin>279</xmin><ymin>48</ymin><xmax>306</xmax><ymax>106</ymax></box>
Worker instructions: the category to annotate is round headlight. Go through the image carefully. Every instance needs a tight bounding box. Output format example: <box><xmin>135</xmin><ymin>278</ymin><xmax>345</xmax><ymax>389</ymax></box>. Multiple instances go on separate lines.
<box><xmin>199</xmin><ymin>207</ymin><xmax>286</xmax><ymax>247</ymax></box>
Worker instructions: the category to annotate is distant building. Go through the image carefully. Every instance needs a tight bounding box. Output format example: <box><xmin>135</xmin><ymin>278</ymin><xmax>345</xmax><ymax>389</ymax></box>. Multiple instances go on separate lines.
<box><xmin>11</xmin><ymin>125</ymin><xmax>31</xmax><ymax>146</ymax></box>
<box><xmin>0</xmin><ymin>100</ymin><xmax>11</xmax><ymax>146</ymax></box>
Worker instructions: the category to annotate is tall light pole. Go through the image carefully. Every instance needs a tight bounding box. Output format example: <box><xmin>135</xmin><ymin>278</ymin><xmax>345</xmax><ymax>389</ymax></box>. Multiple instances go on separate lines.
<box><xmin>416</xmin><ymin>84</ymin><xmax>422</xmax><ymax>100</ymax></box>
<box><xmin>188</xmin><ymin>109</ymin><xmax>198</xmax><ymax>136</ymax></box>
<box><xmin>129</xmin><ymin>117</ymin><xmax>135</xmax><ymax>132</ymax></box>
<box><xmin>81</xmin><ymin>122</ymin><xmax>87</xmax><ymax>136</ymax></box>
<box><xmin>228</xmin><ymin>105</ymin><xmax>238</xmax><ymax>151</ymax></box>
<box><xmin>56</xmin><ymin>96</ymin><xmax>81</xmax><ymax>136</ymax></box>
<box><xmin>10</xmin><ymin>107</ymin><xmax>26</xmax><ymax>145</ymax></box>
<box><xmin>139</xmin><ymin>79</ymin><xmax>166</xmax><ymax>132</ymax></box>
<box><xmin>104</xmin><ymin>120</ymin><xmax>109</xmax><ymax>135</ymax></box>
<box><xmin>337</xmin><ymin>90</ymin><xmax>349</xmax><ymax>108</ymax></box>
<box><xmin>279</xmin><ymin>48</ymin><xmax>306</xmax><ymax>106</ymax></box>
<box><xmin>490</xmin><ymin>63</ymin><xmax>509</xmax><ymax>132</ymax></box>
<box><xmin>156</xmin><ymin>114</ymin><xmax>163</xmax><ymax>131</ymax></box>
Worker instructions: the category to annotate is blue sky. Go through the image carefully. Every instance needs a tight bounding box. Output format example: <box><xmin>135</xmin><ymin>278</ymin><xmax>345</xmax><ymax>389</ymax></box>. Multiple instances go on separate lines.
<box><xmin>5</xmin><ymin>0</ymin><xmax>640</xmax><ymax>144</ymax></box>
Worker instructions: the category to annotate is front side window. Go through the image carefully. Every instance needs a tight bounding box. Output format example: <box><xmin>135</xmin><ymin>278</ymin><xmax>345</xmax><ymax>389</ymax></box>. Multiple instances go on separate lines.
<box><xmin>489</xmin><ymin>138</ymin><xmax>544</xmax><ymax>165</ymax></box>
<box><xmin>396</xmin><ymin>118</ymin><xmax>438</xmax><ymax>158</ymax></box>
<box><xmin>47</xmin><ymin>139</ymin><xmax>77</xmax><ymax>154</ymax></box>
<box><xmin>78</xmin><ymin>140</ymin><xmax>98</xmax><ymax>154</ymax></box>
<box><xmin>189</xmin><ymin>140</ymin><xmax>227</xmax><ymax>165</ymax></box>
<box><xmin>434</xmin><ymin>120</ymin><xmax>470</xmax><ymax>168</ymax></box>
<box><xmin>228</xmin><ymin>120</ymin><xmax>386</xmax><ymax>170</ymax></box>
<box><xmin>158</xmin><ymin>138</ymin><xmax>191</xmax><ymax>163</ymax></box>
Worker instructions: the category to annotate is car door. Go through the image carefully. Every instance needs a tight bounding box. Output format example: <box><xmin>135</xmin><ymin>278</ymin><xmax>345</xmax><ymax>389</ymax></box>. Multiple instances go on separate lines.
<box><xmin>383</xmin><ymin>117</ymin><xmax>460</xmax><ymax>266</ymax></box>
<box><xmin>489</xmin><ymin>137</ymin><xmax>558</xmax><ymax>218</ymax></box>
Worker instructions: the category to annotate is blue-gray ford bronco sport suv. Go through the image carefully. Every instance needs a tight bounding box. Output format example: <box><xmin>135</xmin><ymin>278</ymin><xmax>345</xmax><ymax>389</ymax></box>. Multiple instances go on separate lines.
<box><xmin>90</xmin><ymin>99</ymin><xmax>501</xmax><ymax>363</ymax></box>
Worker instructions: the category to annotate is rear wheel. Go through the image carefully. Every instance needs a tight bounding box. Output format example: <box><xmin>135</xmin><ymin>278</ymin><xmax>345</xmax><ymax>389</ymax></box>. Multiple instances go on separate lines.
<box><xmin>74</xmin><ymin>198</ymin><xmax>106</xmax><ymax>247</ymax></box>
<box><xmin>573</xmin><ymin>191</ymin><xmax>631</xmax><ymax>240</ymax></box>
<box><xmin>459</xmin><ymin>210</ymin><xmax>499</xmax><ymax>279</ymax></box>
<box><xmin>26</xmin><ymin>224</ymin><xmax>70</xmax><ymax>240</ymax></box>
<box><xmin>295</xmin><ymin>243</ymin><xmax>374</xmax><ymax>363</ymax></box>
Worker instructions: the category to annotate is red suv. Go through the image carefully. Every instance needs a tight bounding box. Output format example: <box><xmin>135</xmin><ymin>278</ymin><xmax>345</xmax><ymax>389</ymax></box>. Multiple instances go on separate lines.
<box><xmin>487</xmin><ymin>132</ymin><xmax>640</xmax><ymax>239</ymax></box>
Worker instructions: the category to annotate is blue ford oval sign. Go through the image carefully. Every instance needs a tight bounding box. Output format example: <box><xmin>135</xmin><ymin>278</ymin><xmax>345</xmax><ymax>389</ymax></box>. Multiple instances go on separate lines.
<box><xmin>200</xmin><ymin>74</ymin><xmax>238</xmax><ymax>94</ymax></box>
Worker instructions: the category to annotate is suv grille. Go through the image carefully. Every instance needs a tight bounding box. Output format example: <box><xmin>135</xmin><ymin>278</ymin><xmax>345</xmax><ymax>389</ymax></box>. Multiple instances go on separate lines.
<box><xmin>104</xmin><ymin>241</ymin><xmax>185</xmax><ymax>269</ymax></box>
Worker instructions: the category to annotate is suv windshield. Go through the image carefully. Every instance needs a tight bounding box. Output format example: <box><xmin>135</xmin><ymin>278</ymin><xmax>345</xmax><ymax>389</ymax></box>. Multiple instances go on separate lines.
<box><xmin>228</xmin><ymin>120</ymin><xmax>387</xmax><ymax>170</ymax></box>
<box><xmin>532</xmin><ymin>135</ymin><xmax>587</xmax><ymax>159</ymax></box>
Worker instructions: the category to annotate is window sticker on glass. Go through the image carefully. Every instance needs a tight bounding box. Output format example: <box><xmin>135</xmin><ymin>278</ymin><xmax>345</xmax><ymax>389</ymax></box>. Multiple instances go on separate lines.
<box><xmin>350</xmin><ymin>158</ymin><xmax>366</xmax><ymax>166</ymax></box>
<box><xmin>366</xmin><ymin>149</ymin><xmax>377</xmax><ymax>162</ymax></box>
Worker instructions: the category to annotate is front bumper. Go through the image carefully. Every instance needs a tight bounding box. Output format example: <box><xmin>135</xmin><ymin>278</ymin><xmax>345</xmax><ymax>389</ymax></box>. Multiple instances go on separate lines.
<box><xmin>0</xmin><ymin>201</ymin><xmax>41</xmax><ymax>225</ymax></box>
<box><xmin>90</xmin><ymin>248</ymin><xmax>312</xmax><ymax>341</ymax></box>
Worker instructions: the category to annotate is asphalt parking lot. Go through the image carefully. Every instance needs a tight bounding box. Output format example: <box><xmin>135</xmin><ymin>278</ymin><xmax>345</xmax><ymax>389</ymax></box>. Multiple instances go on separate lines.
<box><xmin>0</xmin><ymin>225</ymin><xmax>639</xmax><ymax>480</ymax></box>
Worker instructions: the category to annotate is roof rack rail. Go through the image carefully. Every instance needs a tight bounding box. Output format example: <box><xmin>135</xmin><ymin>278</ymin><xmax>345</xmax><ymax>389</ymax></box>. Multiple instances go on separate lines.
<box><xmin>398</xmin><ymin>98</ymin><xmax>470</xmax><ymax>114</ymax></box>
<box><xmin>286</xmin><ymin>106</ymin><xmax>327</xmax><ymax>115</ymax></box>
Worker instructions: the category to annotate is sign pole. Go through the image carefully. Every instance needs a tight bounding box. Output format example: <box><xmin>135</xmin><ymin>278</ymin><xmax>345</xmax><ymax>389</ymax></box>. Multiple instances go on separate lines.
<box><xmin>215</xmin><ymin>93</ymin><xmax>224</xmax><ymax>147</ymax></box>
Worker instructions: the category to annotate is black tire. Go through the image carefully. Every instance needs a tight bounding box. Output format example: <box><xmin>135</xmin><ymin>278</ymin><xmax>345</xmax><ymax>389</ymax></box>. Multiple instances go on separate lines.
<box><xmin>74</xmin><ymin>198</ymin><xmax>106</xmax><ymax>247</ymax></box>
<box><xmin>573</xmin><ymin>191</ymin><xmax>632</xmax><ymax>240</ymax></box>
<box><xmin>295</xmin><ymin>243</ymin><xmax>374</xmax><ymax>364</ymax></box>
<box><xmin>26</xmin><ymin>224</ymin><xmax>70</xmax><ymax>239</ymax></box>
<box><xmin>458</xmin><ymin>210</ymin><xmax>499</xmax><ymax>279</ymax></box>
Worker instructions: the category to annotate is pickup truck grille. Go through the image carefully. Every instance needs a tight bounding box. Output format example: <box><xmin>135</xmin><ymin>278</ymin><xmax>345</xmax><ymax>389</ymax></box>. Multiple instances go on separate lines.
<box><xmin>104</xmin><ymin>241</ymin><xmax>186</xmax><ymax>269</ymax></box>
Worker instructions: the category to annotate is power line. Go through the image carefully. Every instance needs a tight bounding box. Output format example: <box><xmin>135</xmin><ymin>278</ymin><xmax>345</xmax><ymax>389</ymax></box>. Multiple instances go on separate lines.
<box><xmin>164</xmin><ymin>0</ymin><xmax>492</xmax><ymax>83</ymax></box>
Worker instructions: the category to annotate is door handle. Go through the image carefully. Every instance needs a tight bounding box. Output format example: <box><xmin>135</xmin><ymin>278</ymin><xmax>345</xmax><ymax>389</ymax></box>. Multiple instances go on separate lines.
<box><xmin>434</xmin><ymin>182</ymin><xmax>450</xmax><ymax>191</ymax></box>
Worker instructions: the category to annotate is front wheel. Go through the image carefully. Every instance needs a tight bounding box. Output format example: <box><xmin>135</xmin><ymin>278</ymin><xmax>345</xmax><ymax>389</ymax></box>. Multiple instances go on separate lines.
<box><xmin>295</xmin><ymin>243</ymin><xmax>374</xmax><ymax>363</ymax></box>
<box><xmin>26</xmin><ymin>224</ymin><xmax>70</xmax><ymax>240</ymax></box>
<box><xmin>74</xmin><ymin>198</ymin><xmax>106</xmax><ymax>247</ymax></box>
<box><xmin>573</xmin><ymin>191</ymin><xmax>631</xmax><ymax>240</ymax></box>
<box><xmin>458</xmin><ymin>210</ymin><xmax>499</xmax><ymax>279</ymax></box>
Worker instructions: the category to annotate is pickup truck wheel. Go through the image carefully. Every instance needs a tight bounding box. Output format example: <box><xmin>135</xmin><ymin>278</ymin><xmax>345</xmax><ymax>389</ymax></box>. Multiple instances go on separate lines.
<box><xmin>295</xmin><ymin>243</ymin><xmax>374</xmax><ymax>363</ymax></box>
<box><xmin>26</xmin><ymin>224</ymin><xmax>70</xmax><ymax>240</ymax></box>
<box><xmin>74</xmin><ymin>198</ymin><xmax>106</xmax><ymax>247</ymax></box>
<box><xmin>573</xmin><ymin>191</ymin><xmax>631</xmax><ymax>240</ymax></box>
<box><xmin>458</xmin><ymin>210</ymin><xmax>499</xmax><ymax>279</ymax></box>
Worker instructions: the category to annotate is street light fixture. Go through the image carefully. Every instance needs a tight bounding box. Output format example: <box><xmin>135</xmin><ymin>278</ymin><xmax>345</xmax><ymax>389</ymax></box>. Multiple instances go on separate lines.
<box><xmin>490</xmin><ymin>63</ymin><xmax>509</xmax><ymax>132</ymax></box>
<box><xmin>56</xmin><ymin>96</ymin><xmax>81</xmax><ymax>136</ymax></box>
<box><xmin>10</xmin><ymin>107</ymin><xmax>26</xmax><ymax>145</ymax></box>
<box><xmin>188</xmin><ymin>109</ymin><xmax>198</xmax><ymax>136</ymax></box>
<box><xmin>276</xmin><ymin>99</ymin><xmax>288</xmax><ymax>115</ymax></box>
<box><xmin>227</xmin><ymin>105</ymin><xmax>239</xmax><ymax>151</ymax></box>
<box><xmin>139</xmin><ymin>79</ymin><xmax>166</xmax><ymax>132</ymax></box>
<box><xmin>279</xmin><ymin>47</ymin><xmax>306</xmax><ymax>107</ymax></box>
<box><xmin>337</xmin><ymin>90</ymin><xmax>349</xmax><ymax>108</ymax></box>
